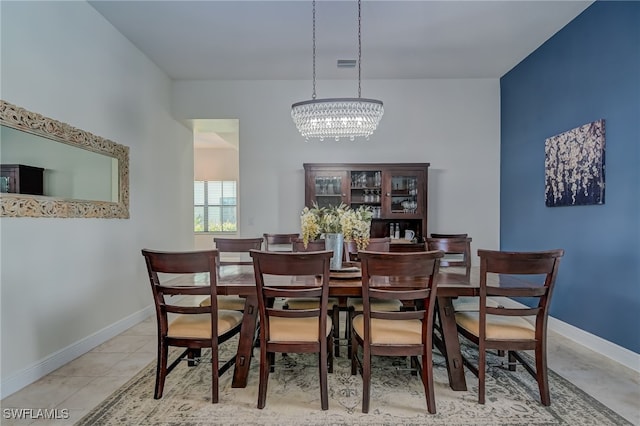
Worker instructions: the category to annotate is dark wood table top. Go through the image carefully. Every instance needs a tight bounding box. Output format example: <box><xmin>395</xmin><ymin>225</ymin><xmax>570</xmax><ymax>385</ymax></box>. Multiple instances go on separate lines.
<box><xmin>170</xmin><ymin>265</ymin><xmax>512</xmax><ymax>298</ymax></box>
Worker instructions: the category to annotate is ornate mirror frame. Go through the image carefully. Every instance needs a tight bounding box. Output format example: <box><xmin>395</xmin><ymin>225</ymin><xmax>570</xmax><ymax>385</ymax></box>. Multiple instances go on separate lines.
<box><xmin>0</xmin><ymin>100</ymin><xmax>129</xmax><ymax>218</ymax></box>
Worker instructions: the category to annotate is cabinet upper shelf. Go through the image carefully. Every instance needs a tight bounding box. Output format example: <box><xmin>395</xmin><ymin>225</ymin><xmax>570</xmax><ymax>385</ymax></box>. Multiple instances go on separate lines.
<box><xmin>304</xmin><ymin>163</ymin><xmax>429</xmax><ymax>239</ymax></box>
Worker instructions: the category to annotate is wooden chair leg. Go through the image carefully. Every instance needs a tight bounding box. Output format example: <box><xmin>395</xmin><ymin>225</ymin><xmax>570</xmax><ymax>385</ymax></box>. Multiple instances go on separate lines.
<box><xmin>211</xmin><ymin>346</ymin><xmax>219</xmax><ymax>403</ymax></box>
<box><xmin>257</xmin><ymin>346</ymin><xmax>269</xmax><ymax>409</ymax></box>
<box><xmin>508</xmin><ymin>350</ymin><xmax>517</xmax><ymax>371</ymax></box>
<box><xmin>347</xmin><ymin>307</ymin><xmax>355</xmax><ymax>359</ymax></box>
<box><xmin>188</xmin><ymin>348</ymin><xmax>201</xmax><ymax>367</ymax></box>
<box><xmin>320</xmin><ymin>339</ymin><xmax>329</xmax><ymax>410</ymax></box>
<box><xmin>351</xmin><ymin>333</ymin><xmax>358</xmax><ymax>375</ymax></box>
<box><xmin>536</xmin><ymin>345</ymin><xmax>551</xmax><ymax>406</ymax></box>
<box><xmin>328</xmin><ymin>334</ymin><xmax>334</xmax><ymax>374</ymax></box>
<box><xmin>154</xmin><ymin>340</ymin><xmax>168</xmax><ymax>399</ymax></box>
<box><xmin>410</xmin><ymin>355</ymin><xmax>418</xmax><ymax>376</ymax></box>
<box><xmin>478</xmin><ymin>347</ymin><xmax>486</xmax><ymax>405</ymax></box>
<box><xmin>422</xmin><ymin>347</ymin><xmax>436</xmax><ymax>414</ymax></box>
<box><xmin>332</xmin><ymin>305</ymin><xmax>340</xmax><ymax>357</ymax></box>
<box><xmin>362</xmin><ymin>345</ymin><xmax>371</xmax><ymax>413</ymax></box>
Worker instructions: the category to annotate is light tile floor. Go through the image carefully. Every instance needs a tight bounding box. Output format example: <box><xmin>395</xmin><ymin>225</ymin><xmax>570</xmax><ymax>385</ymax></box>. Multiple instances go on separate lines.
<box><xmin>2</xmin><ymin>316</ymin><xmax>639</xmax><ymax>425</ymax></box>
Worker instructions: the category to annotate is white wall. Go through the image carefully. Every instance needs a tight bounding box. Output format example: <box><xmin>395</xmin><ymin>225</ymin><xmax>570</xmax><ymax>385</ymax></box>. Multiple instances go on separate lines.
<box><xmin>0</xmin><ymin>1</ymin><xmax>193</xmax><ymax>397</ymax></box>
<box><xmin>172</xmin><ymin>79</ymin><xmax>501</xmax><ymax>258</ymax></box>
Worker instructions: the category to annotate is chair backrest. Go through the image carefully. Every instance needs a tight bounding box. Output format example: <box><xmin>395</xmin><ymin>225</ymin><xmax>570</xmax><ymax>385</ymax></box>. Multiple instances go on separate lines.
<box><xmin>344</xmin><ymin>237</ymin><xmax>391</xmax><ymax>261</ymax></box>
<box><xmin>214</xmin><ymin>237</ymin><xmax>264</xmax><ymax>265</ymax></box>
<box><xmin>141</xmin><ymin>249</ymin><xmax>219</xmax><ymax>338</ymax></box>
<box><xmin>477</xmin><ymin>249</ymin><xmax>564</xmax><ymax>340</ymax></box>
<box><xmin>358</xmin><ymin>250</ymin><xmax>444</xmax><ymax>343</ymax></box>
<box><xmin>426</xmin><ymin>237</ymin><xmax>472</xmax><ymax>277</ymax></box>
<box><xmin>263</xmin><ymin>233</ymin><xmax>299</xmax><ymax>251</ymax></box>
<box><xmin>292</xmin><ymin>238</ymin><xmax>326</xmax><ymax>252</ymax></box>
<box><xmin>430</xmin><ymin>233</ymin><xmax>468</xmax><ymax>239</ymax></box>
<box><xmin>250</xmin><ymin>250</ymin><xmax>334</xmax><ymax>340</ymax></box>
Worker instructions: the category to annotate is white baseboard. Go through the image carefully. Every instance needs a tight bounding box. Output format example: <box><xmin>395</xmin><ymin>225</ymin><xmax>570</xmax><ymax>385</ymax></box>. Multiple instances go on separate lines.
<box><xmin>0</xmin><ymin>305</ymin><xmax>154</xmax><ymax>400</ymax></box>
<box><xmin>494</xmin><ymin>297</ymin><xmax>640</xmax><ymax>373</ymax></box>
<box><xmin>548</xmin><ymin>316</ymin><xmax>640</xmax><ymax>373</ymax></box>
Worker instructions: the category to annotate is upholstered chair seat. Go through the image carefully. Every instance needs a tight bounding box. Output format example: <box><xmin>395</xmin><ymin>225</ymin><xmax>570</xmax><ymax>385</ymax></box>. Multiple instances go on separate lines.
<box><xmin>352</xmin><ymin>316</ymin><xmax>423</xmax><ymax>345</ymax></box>
<box><xmin>168</xmin><ymin>311</ymin><xmax>243</xmax><ymax>339</ymax></box>
<box><xmin>455</xmin><ymin>312</ymin><xmax>535</xmax><ymax>340</ymax></box>
<box><xmin>268</xmin><ymin>316</ymin><xmax>333</xmax><ymax>342</ymax></box>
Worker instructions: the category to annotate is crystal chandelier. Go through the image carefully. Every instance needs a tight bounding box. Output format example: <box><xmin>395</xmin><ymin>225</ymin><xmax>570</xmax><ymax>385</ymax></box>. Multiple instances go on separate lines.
<box><xmin>291</xmin><ymin>0</ymin><xmax>384</xmax><ymax>141</ymax></box>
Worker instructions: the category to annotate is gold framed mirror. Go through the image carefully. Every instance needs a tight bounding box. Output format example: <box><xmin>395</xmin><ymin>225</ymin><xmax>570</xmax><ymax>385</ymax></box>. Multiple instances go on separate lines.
<box><xmin>0</xmin><ymin>100</ymin><xmax>129</xmax><ymax>218</ymax></box>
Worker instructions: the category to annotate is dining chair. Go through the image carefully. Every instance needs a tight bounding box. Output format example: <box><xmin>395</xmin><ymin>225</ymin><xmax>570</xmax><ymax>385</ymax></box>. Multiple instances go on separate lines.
<box><xmin>426</xmin><ymin>237</ymin><xmax>472</xmax><ymax>282</ymax></box>
<box><xmin>344</xmin><ymin>237</ymin><xmax>391</xmax><ymax>261</ymax></box>
<box><xmin>250</xmin><ymin>249</ymin><xmax>335</xmax><ymax>410</ymax></box>
<box><xmin>426</xmin><ymin>236</ymin><xmax>495</xmax><ymax>311</ymax></box>
<box><xmin>427</xmin><ymin>237</ymin><xmax>502</xmax><ymax>356</ymax></box>
<box><xmin>263</xmin><ymin>233</ymin><xmax>299</xmax><ymax>252</ymax></box>
<box><xmin>455</xmin><ymin>248</ymin><xmax>564</xmax><ymax>405</ymax></box>
<box><xmin>199</xmin><ymin>237</ymin><xmax>264</xmax><ymax>312</ymax></box>
<box><xmin>343</xmin><ymin>237</ymin><xmax>399</xmax><ymax>359</ymax></box>
<box><xmin>286</xmin><ymin>237</ymin><xmax>341</xmax><ymax>356</ymax></box>
<box><xmin>351</xmin><ymin>250</ymin><xmax>444</xmax><ymax>414</ymax></box>
<box><xmin>141</xmin><ymin>249</ymin><xmax>243</xmax><ymax>403</ymax></box>
<box><xmin>291</xmin><ymin>237</ymin><xmax>326</xmax><ymax>252</ymax></box>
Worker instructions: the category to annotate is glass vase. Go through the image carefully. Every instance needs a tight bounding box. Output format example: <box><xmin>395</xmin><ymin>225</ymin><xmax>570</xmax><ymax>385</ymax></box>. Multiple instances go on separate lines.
<box><xmin>324</xmin><ymin>233</ymin><xmax>344</xmax><ymax>270</ymax></box>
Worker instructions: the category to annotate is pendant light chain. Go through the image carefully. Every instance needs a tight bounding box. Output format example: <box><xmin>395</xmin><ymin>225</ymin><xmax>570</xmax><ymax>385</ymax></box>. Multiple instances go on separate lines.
<box><xmin>358</xmin><ymin>0</ymin><xmax>362</xmax><ymax>98</ymax></box>
<box><xmin>312</xmin><ymin>0</ymin><xmax>317</xmax><ymax>100</ymax></box>
<box><xmin>291</xmin><ymin>0</ymin><xmax>384</xmax><ymax>141</ymax></box>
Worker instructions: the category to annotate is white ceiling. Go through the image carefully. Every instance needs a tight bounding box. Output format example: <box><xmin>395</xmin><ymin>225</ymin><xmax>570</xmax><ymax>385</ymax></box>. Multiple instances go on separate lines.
<box><xmin>89</xmin><ymin>0</ymin><xmax>593</xmax><ymax>81</ymax></box>
<box><xmin>88</xmin><ymin>0</ymin><xmax>593</xmax><ymax>148</ymax></box>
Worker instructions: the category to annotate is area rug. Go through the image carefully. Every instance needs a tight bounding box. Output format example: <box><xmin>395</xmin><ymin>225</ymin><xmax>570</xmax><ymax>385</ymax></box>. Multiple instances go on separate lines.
<box><xmin>77</xmin><ymin>339</ymin><xmax>631</xmax><ymax>426</ymax></box>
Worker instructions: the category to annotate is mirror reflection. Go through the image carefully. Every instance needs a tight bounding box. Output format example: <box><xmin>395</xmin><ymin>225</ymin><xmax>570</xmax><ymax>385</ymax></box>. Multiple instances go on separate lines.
<box><xmin>0</xmin><ymin>100</ymin><xmax>129</xmax><ymax>219</ymax></box>
<box><xmin>1</xmin><ymin>125</ymin><xmax>118</xmax><ymax>202</ymax></box>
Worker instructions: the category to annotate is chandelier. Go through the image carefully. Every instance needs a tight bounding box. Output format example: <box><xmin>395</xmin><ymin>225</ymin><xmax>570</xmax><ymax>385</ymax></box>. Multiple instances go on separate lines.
<box><xmin>291</xmin><ymin>0</ymin><xmax>384</xmax><ymax>141</ymax></box>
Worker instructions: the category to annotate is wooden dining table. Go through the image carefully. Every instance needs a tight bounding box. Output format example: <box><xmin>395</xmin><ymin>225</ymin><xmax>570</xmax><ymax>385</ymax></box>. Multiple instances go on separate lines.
<box><xmin>193</xmin><ymin>262</ymin><xmax>489</xmax><ymax>391</ymax></box>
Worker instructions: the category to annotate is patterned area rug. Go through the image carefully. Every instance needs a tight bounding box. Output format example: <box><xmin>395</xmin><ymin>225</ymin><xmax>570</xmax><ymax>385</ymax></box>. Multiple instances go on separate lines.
<box><xmin>77</xmin><ymin>339</ymin><xmax>630</xmax><ymax>426</ymax></box>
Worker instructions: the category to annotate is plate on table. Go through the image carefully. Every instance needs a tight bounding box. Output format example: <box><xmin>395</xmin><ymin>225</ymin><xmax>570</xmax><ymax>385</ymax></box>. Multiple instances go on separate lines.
<box><xmin>330</xmin><ymin>261</ymin><xmax>362</xmax><ymax>279</ymax></box>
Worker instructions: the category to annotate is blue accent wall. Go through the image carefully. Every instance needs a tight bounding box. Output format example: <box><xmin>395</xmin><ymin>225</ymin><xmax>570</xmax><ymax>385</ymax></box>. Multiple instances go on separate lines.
<box><xmin>500</xmin><ymin>1</ymin><xmax>640</xmax><ymax>353</ymax></box>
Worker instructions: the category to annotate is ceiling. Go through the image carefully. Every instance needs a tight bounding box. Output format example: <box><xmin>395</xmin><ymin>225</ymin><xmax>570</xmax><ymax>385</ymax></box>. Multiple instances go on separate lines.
<box><xmin>88</xmin><ymin>0</ymin><xmax>593</xmax><ymax>148</ymax></box>
<box><xmin>88</xmin><ymin>0</ymin><xmax>593</xmax><ymax>81</ymax></box>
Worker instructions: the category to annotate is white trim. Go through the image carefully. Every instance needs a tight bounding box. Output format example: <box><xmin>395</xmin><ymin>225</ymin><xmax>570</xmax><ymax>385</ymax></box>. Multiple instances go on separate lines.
<box><xmin>548</xmin><ymin>316</ymin><xmax>640</xmax><ymax>373</ymax></box>
<box><xmin>0</xmin><ymin>305</ymin><xmax>154</xmax><ymax>399</ymax></box>
<box><xmin>494</xmin><ymin>297</ymin><xmax>640</xmax><ymax>373</ymax></box>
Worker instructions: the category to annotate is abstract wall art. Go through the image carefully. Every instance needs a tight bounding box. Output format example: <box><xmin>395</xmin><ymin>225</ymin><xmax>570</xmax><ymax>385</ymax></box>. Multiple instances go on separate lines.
<box><xmin>545</xmin><ymin>119</ymin><xmax>605</xmax><ymax>207</ymax></box>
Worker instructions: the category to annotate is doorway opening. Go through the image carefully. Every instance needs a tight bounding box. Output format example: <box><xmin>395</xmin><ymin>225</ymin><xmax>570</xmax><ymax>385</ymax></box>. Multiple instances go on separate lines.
<box><xmin>191</xmin><ymin>119</ymin><xmax>239</xmax><ymax>250</ymax></box>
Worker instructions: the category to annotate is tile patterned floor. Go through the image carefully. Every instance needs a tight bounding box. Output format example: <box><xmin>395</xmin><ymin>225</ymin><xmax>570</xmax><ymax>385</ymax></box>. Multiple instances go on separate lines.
<box><xmin>1</xmin><ymin>317</ymin><xmax>639</xmax><ymax>425</ymax></box>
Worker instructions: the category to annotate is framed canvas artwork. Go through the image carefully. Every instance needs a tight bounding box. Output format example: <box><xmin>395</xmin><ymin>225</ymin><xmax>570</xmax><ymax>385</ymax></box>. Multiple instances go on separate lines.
<box><xmin>545</xmin><ymin>119</ymin><xmax>605</xmax><ymax>207</ymax></box>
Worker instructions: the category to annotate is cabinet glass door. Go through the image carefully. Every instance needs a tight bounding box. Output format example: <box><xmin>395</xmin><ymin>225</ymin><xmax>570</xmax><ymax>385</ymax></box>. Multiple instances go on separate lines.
<box><xmin>349</xmin><ymin>170</ymin><xmax>382</xmax><ymax>218</ymax></box>
<box><xmin>385</xmin><ymin>170</ymin><xmax>424</xmax><ymax>218</ymax></box>
<box><xmin>309</xmin><ymin>171</ymin><xmax>348</xmax><ymax>208</ymax></box>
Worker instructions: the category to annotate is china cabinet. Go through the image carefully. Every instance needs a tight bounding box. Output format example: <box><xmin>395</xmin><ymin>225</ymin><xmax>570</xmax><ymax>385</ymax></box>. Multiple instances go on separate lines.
<box><xmin>304</xmin><ymin>163</ymin><xmax>429</xmax><ymax>244</ymax></box>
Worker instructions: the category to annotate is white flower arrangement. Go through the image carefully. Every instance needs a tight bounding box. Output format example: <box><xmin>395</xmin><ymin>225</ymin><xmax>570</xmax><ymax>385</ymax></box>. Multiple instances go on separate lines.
<box><xmin>300</xmin><ymin>203</ymin><xmax>373</xmax><ymax>250</ymax></box>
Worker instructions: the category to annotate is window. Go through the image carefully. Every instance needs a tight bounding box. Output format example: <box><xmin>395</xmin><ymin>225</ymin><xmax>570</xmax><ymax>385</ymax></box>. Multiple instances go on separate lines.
<box><xmin>194</xmin><ymin>180</ymin><xmax>237</xmax><ymax>232</ymax></box>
